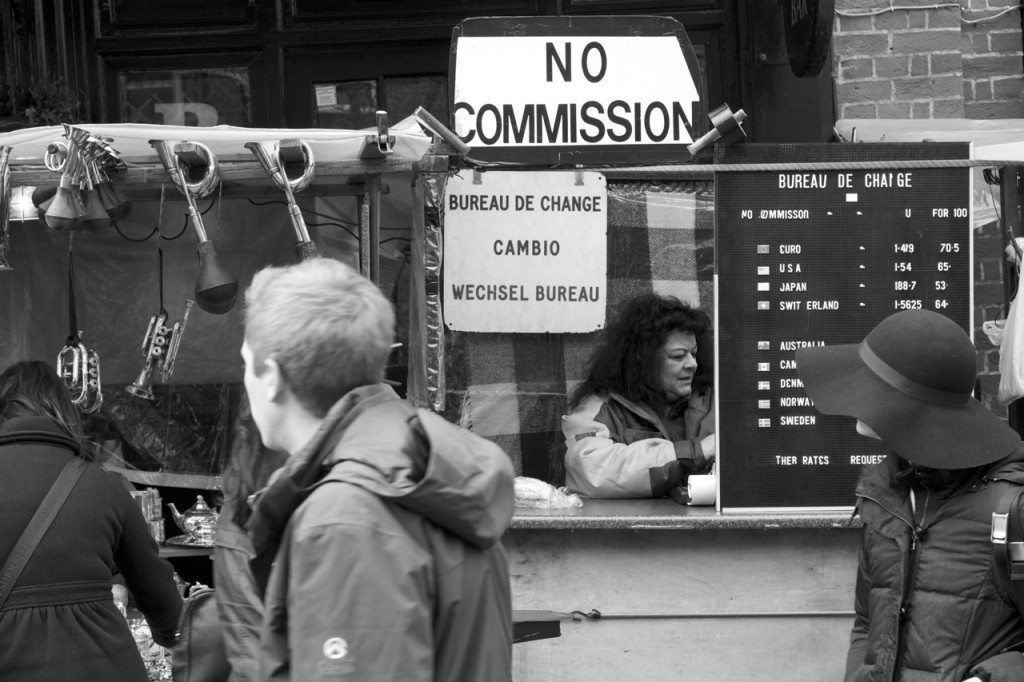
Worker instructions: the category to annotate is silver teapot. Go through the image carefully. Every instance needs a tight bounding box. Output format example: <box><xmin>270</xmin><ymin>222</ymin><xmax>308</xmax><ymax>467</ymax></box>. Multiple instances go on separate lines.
<box><xmin>166</xmin><ymin>495</ymin><xmax>219</xmax><ymax>545</ymax></box>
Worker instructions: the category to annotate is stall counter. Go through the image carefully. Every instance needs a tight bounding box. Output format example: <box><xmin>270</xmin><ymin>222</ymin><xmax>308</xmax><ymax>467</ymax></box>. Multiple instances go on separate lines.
<box><xmin>507</xmin><ymin>498</ymin><xmax>862</xmax><ymax>681</ymax></box>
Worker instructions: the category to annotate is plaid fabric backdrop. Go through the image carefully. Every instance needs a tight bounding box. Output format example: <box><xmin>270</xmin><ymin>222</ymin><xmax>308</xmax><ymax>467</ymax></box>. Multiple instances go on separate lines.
<box><xmin>442</xmin><ymin>180</ymin><xmax>715</xmax><ymax>484</ymax></box>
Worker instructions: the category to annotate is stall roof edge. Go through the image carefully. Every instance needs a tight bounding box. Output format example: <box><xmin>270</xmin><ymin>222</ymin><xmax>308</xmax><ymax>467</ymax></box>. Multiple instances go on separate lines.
<box><xmin>0</xmin><ymin>116</ymin><xmax>432</xmax><ymax>185</ymax></box>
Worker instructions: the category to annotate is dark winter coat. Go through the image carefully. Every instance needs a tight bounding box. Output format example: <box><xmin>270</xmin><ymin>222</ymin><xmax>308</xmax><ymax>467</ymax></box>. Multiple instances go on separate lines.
<box><xmin>847</xmin><ymin>448</ymin><xmax>1024</xmax><ymax>682</ymax></box>
<box><xmin>213</xmin><ymin>505</ymin><xmax>263</xmax><ymax>682</ymax></box>
<box><xmin>0</xmin><ymin>416</ymin><xmax>182</xmax><ymax>682</ymax></box>
<box><xmin>253</xmin><ymin>384</ymin><xmax>515</xmax><ymax>681</ymax></box>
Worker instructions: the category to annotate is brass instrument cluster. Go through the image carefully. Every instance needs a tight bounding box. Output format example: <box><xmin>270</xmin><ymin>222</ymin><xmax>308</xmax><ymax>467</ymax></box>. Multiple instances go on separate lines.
<box><xmin>127</xmin><ymin>301</ymin><xmax>194</xmax><ymax>402</ymax></box>
<box><xmin>3</xmin><ymin>124</ymin><xmax>331</xmax><ymax>412</ymax></box>
<box><xmin>36</xmin><ymin>124</ymin><xmax>130</xmax><ymax>231</ymax></box>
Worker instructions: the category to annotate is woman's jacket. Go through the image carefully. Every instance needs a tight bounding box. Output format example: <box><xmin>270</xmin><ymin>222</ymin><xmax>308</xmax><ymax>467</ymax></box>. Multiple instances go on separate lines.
<box><xmin>561</xmin><ymin>388</ymin><xmax>714</xmax><ymax>498</ymax></box>
<box><xmin>0</xmin><ymin>416</ymin><xmax>182</xmax><ymax>681</ymax></box>
<box><xmin>847</xmin><ymin>449</ymin><xmax>1024</xmax><ymax>682</ymax></box>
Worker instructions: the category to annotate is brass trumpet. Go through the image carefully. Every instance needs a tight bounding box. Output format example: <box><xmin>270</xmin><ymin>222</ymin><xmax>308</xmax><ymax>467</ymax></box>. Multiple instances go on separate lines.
<box><xmin>126</xmin><ymin>300</ymin><xmax>194</xmax><ymax>401</ymax></box>
<box><xmin>149</xmin><ymin>139</ymin><xmax>237</xmax><ymax>314</ymax></box>
<box><xmin>57</xmin><ymin>336</ymin><xmax>103</xmax><ymax>414</ymax></box>
<box><xmin>0</xmin><ymin>146</ymin><xmax>13</xmax><ymax>271</ymax></box>
<box><xmin>245</xmin><ymin>139</ymin><xmax>319</xmax><ymax>261</ymax></box>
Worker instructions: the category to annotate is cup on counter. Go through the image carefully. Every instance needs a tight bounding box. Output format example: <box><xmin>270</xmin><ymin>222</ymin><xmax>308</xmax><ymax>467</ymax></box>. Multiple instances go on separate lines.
<box><xmin>687</xmin><ymin>474</ymin><xmax>717</xmax><ymax>506</ymax></box>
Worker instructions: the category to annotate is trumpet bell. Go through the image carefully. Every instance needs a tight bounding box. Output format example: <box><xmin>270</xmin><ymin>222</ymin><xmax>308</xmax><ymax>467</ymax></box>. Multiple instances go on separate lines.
<box><xmin>126</xmin><ymin>363</ymin><xmax>156</xmax><ymax>402</ymax></box>
<box><xmin>81</xmin><ymin>188</ymin><xmax>110</xmax><ymax>232</ymax></box>
<box><xmin>195</xmin><ymin>240</ymin><xmax>238</xmax><ymax>314</ymax></box>
<box><xmin>44</xmin><ymin>185</ymin><xmax>84</xmax><ymax>231</ymax></box>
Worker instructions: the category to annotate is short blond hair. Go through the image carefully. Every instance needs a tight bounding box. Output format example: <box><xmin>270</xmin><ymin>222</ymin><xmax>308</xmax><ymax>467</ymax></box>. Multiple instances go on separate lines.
<box><xmin>244</xmin><ymin>258</ymin><xmax>395</xmax><ymax>416</ymax></box>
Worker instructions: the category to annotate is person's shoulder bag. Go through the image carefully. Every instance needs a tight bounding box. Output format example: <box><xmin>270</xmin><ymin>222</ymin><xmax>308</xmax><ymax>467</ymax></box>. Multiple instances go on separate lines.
<box><xmin>171</xmin><ymin>583</ymin><xmax>231</xmax><ymax>682</ymax></box>
<box><xmin>0</xmin><ymin>457</ymin><xmax>86</xmax><ymax>610</ymax></box>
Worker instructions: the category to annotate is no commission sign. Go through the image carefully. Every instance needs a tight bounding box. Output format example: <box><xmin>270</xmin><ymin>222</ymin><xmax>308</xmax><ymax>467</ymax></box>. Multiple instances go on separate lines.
<box><xmin>443</xmin><ymin>171</ymin><xmax>607</xmax><ymax>333</ymax></box>
<box><xmin>450</xmin><ymin>16</ymin><xmax>703</xmax><ymax>165</ymax></box>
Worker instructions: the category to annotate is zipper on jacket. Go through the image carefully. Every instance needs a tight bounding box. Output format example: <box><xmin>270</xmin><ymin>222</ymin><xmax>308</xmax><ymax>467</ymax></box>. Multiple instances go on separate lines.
<box><xmin>858</xmin><ymin>491</ymin><xmax>918</xmax><ymax>682</ymax></box>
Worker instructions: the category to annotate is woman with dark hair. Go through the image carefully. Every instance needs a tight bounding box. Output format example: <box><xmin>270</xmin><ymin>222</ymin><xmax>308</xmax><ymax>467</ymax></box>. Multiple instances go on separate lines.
<box><xmin>0</xmin><ymin>360</ymin><xmax>182</xmax><ymax>681</ymax></box>
<box><xmin>213</xmin><ymin>394</ymin><xmax>287</xmax><ymax>681</ymax></box>
<box><xmin>562</xmin><ymin>293</ymin><xmax>715</xmax><ymax>498</ymax></box>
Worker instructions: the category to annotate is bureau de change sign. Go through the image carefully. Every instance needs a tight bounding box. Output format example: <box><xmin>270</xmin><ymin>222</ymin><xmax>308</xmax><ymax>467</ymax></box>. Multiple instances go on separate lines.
<box><xmin>715</xmin><ymin>143</ymin><xmax>972</xmax><ymax>512</ymax></box>
<box><xmin>450</xmin><ymin>15</ymin><xmax>703</xmax><ymax>165</ymax></box>
<box><xmin>443</xmin><ymin>170</ymin><xmax>607</xmax><ymax>333</ymax></box>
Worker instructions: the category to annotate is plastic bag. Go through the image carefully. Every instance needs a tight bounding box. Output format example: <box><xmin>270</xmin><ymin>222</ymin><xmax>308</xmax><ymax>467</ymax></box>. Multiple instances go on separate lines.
<box><xmin>998</xmin><ymin>260</ymin><xmax>1024</xmax><ymax>403</ymax></box>
<box><xmin>514</xmin><ymin>477</ymin><xmax>583</xmax><ymax>509</ymax></box>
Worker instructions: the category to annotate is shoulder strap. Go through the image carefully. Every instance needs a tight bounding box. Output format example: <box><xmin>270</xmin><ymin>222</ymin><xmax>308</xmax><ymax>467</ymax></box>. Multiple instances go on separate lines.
<box><xmin>0</xmin><ymin>457</ymin><xmax>86</xmax><ymax>609</ymax></box>
<box><xmin>992</xmin><ymin>484</ymin><xmax>1024</xmax><ymax>613</ymax></box>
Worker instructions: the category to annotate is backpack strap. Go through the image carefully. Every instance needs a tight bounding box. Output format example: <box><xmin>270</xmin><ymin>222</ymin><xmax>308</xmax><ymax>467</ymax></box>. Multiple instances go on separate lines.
<box><xmin>992</xmin><ymin>484</ymin><xmax>1024</xmax><ymax>614</ymax></box>
<box><xmin>0</xmin><ymin>457</ymin><xmax>86</xmax><ymax>610</ymax></box>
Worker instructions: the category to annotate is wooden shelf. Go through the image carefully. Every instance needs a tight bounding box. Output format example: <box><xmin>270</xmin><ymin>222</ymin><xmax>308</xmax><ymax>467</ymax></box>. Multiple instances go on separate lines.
<box><xmin>106</xmin><ymin>466</ymin><xmax>221</xmax><ymax>491</ymax></box>
<box><xmin>159</xmin><ymin>545</ymin><xmax>213</xmax><ymax>559</ymax></box>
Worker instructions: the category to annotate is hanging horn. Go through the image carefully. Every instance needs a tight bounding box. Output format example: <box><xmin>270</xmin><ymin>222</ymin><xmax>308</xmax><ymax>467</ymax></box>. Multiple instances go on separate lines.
<box><xmin>44</xmin><ymin>147</ymin><xmax>85</xmax><ymax>231</ymax></box>
<box><xmin>0</xmin><ymin>147</ymin><xmax>12</xmax><ymax>271</ymax></box>
<box><xmin>57</xmin><ymin>337</ymin><xmax>103</xmax><ymax>413</ymax></box>
<box><xmin>126</xmin><ymin>299</ymin><xmax>194</xmax><ymax>401</ymax></box>
<box><xmin>245</xmin><ymin>139</ymin><xmax>319</xmax><ymax>261</ymax></box>
<box><xmin>149</xmin><ymin>139</ymin><xmax>237</xmax><ymax>314</ymax></box>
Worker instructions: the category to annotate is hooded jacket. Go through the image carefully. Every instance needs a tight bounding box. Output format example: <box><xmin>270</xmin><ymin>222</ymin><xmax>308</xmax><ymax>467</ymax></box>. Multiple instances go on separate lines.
<box><xmin>254</xmin><ymin>384</ymin><xmax>514</xmax><ymax>681</ymax></box>
<box><xmin>562</xmin><ymin>388</ymin><xmax>714</xmax><ymax>498</ymax></box>
<box><xmin>847</xmin><ymin>448</ymin><xmax>1024</xmax><ymax>682</ymax></box>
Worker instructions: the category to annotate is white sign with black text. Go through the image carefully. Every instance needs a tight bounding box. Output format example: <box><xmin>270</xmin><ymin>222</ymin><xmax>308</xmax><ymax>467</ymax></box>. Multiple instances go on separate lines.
<box><xmin>443</xmin><ymin>171</ymin><xmax>607</xmax><ymax>333</ymax></box>
<box><xmin>452</xmin><ymin>36</ymin><xmax>699</xmax><ymax>149</ymax></box>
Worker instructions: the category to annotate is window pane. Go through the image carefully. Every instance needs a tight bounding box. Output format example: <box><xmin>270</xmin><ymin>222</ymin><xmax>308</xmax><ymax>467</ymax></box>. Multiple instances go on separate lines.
<box><xmin>120</xmin><ymin>67</ymin><xmax>252</xmax><ymax>126</ymax></box>
<box><xmin>313</xmin><ymin>80</ymin><xmax>377</xmax><ymax>129</ymax></box>
<box><xmin>382</xmin><ymin>75</ymin><xmax>448</xmax><ymax>123</ymax></box>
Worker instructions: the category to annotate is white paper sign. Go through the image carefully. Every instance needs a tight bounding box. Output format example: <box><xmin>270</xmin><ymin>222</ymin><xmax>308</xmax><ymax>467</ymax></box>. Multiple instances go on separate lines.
<box><xmin>443</xmin><ymin>171</ymin><xmax>607</xmax><ymax>333</ymax></box>
<box><xmin>453</xmin><ymin>36</ymin><xmax>699</xmax><ymax>148</ymax></box>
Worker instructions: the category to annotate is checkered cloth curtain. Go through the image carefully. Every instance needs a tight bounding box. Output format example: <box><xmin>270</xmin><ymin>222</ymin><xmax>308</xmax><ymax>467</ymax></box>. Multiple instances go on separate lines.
<box><xmin>441</xmin><ymin>180</ymin><xmax>715</xmax><ymax>484</ymax></box>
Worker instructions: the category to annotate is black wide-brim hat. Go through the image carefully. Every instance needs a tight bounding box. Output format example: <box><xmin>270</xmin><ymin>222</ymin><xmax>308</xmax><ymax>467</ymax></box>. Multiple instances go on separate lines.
<box><xmin>796</xmin><ymin>309</ymin><xmax>1021</xmax><ymax>469</ymax></box>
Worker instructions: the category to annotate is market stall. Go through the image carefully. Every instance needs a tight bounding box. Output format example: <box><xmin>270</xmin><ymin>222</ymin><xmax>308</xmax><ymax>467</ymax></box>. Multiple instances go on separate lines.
<box><xmin>410</xmin><ymin>17</ymin><xmax>1024</xmax><ymax>681</ymax></box>
<box><xmin>0</xmin><ymin>117</ymin><xmax>429</xmax><ymax>487</ymax></box>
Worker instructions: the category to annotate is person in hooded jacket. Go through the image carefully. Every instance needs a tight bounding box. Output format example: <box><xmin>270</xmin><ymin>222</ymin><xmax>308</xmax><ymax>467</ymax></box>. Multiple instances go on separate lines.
<box><xmin>213</xmin><ymin>393</ymin><xmax>288</xmax><ymax>681</ymax></box>
<box><xmin>241</xmin><ymin>257</ymin><xmax>514</xmax><ymax>682</ymax></box>
<box><xmin>0</xmin><ymin>360</ymin><xmax>182</xmax><ymax>681</ymax></box>
<box><xmin>562</xmin><ymin>293</ymin><xmax>715</xmax><ymax>499</ymax></box>
<box><xmin>796</xmin><ymin>310</ymin><xmax>1024</xmax><ymax>682</ymax></box>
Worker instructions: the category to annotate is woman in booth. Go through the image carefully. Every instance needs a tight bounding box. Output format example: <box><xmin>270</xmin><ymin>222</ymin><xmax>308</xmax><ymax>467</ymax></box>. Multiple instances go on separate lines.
<box><xmin>0</xmin><ymin>360</ymin><xmax>182</xmax><ymax>681</ymax></box>
<box><xmin>562</xmin><ymin>293</ymin><xmax>715</xmax><ymax>499</ymax></box>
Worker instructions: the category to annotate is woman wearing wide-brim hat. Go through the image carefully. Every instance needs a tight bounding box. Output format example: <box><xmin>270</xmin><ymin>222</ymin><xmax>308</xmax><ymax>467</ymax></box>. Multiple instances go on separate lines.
<box><xmin>797</xmin><ymin>309</ymin><xmax>1024</xmax><ymax>682</ymax></box>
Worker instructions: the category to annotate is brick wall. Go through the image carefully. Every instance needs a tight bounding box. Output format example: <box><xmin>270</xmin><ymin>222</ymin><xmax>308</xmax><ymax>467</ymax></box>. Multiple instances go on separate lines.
<box><xmin>834</xmin><ymin>0</ymin><xmax>1024</xmax><ymax>119</ymax></box>
<box><xmin>833</xmin><ymin>2</ymin><xmax>1023</xmax><ymax>417</ymax></box>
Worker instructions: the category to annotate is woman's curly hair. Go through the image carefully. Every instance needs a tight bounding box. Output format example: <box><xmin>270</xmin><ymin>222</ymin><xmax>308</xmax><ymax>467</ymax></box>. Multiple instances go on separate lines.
<box><xmin>569</xmin><ymin>293</ymin><xmax>712</xmax><ymax>410</ymax></box>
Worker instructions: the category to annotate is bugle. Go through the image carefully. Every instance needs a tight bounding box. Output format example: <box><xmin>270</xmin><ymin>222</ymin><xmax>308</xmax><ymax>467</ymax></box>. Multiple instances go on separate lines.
<box><xmin>245</xmin><ymin>139</ymin><xmax>319</xmax><ymax>261</ymax></box>
<box><xmin>57</xmin><ymin>336</ymin><xmax>103</xmax><ymax>414</ymax></box>
<box><xmin>149</xmin><ymin>139</ymin><xmax>237</xmax><ymax>314</ymax></box>
<box><xmin>126</xmin><ymin>300</ymin><xmax>195</xmax><ymax>401</ymax></box>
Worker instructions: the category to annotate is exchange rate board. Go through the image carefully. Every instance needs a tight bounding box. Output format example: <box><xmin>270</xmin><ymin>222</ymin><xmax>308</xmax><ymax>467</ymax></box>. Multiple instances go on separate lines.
<box><xmin>715</xmin><ymin>143</ymin><xmax>971</xmax><ymax>511</ymax></box>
